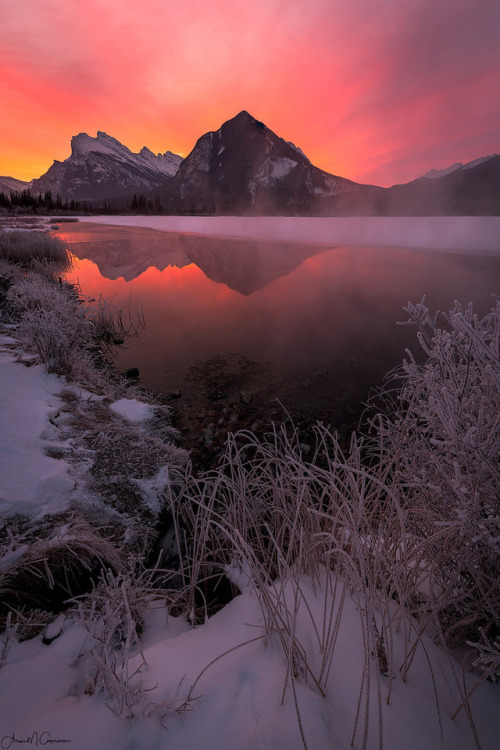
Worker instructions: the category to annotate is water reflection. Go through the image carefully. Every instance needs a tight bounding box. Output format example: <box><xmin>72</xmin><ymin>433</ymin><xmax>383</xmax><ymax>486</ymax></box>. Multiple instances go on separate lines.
<box><xmin>58</xmin><ymin>222</ymin><xmax>500</xmax><ymax>429</ymax></box>
<box><xmin>59</xmin><ymin>222</ymin><xmax>329</xmax><ymax>293</ymax></box>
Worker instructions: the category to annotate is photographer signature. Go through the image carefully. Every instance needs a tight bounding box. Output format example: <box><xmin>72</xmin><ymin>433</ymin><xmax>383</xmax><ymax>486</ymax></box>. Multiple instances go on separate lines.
<box><xmin>1</xmin><ymin>732</ymin><xmax>71</xmax><ymax>748</ymax></box>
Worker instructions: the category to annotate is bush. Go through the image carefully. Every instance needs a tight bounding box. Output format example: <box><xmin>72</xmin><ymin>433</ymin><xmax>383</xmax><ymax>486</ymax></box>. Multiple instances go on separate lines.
<box><xmin>371</xmin><ymin>299</ymin><xmax>500</xmax><ymax>650</ymax></box>
<box><xmin>0</xmin><ymin>230</ymin><xmax>72</xmax><ymax>274</ymax></box>
<box><xmin>4</xmin><ymin>270</ymin><xmax>145</xmax><ymax>382</ymax></box>
<box><xmin>6</xmin><ymin>273</ymin><xmax>95</xmax><ymax>376</ymax></box>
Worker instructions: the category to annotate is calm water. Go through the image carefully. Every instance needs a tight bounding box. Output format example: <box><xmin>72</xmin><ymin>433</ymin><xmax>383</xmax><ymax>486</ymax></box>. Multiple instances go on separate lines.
<box><xmin>58</xmin><ymin>222</ymin><xmax>500</xmax><ymax>427</ymax></box>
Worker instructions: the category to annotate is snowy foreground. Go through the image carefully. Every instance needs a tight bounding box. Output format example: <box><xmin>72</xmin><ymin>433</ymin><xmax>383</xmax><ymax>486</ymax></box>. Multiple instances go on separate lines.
<box><xmin>79</xmin><ymin>215</ymin><xmax>500</xmax><ymax>254</ymax></box>
<box><xmin>0</xmin><ymin>332</ymin><xmax>499</xmax><ymax>749</ymax></box>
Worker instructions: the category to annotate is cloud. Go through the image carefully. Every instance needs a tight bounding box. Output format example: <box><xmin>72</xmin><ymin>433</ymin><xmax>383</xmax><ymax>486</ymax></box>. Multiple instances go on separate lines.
<box><xmin>1</xmin><ymin>0</ymin><xmax>499</xmax><ymax>184</ymax></box>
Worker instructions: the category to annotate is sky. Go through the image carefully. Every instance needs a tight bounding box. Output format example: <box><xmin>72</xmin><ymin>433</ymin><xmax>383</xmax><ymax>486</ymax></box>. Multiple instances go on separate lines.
<box><xmin>0</xmin><ymin>0</ymin><xmax>499</xmax><ymax>187</ymax></box>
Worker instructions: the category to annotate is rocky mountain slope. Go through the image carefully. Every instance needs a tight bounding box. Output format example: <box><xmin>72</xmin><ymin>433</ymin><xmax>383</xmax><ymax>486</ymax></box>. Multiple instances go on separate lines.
<box><xmin>158</xmin><ymin>110</ymin><xmax>361</xmax><ymax>214</ymax></box>
<box><xmin>0</xmin><ymin>176</ymin><xmax>33</xmax><ymax>194</ymax></box>
<box><xmin>30</xmin><ymin>131</ymin><xmax>183</xmax><ymax>202</ymax></box>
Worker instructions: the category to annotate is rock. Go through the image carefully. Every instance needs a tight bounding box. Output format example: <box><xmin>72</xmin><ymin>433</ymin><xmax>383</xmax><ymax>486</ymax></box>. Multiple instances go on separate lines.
<box><xmin>42</xmin><ymin>614</ymin><xmax>66</xmax><ymax>645</ymax></box>
<box><xmin>208</xmin><ymin>390</ymin><xmax>227</xmax><ymax>401</ymax></box>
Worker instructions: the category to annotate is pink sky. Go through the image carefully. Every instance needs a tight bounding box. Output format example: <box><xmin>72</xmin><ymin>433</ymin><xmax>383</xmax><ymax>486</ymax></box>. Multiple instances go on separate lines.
<box><xmin>0</xmin><ymin>0</ymin><xmax>499</xmax><ymax>187</ymax></box>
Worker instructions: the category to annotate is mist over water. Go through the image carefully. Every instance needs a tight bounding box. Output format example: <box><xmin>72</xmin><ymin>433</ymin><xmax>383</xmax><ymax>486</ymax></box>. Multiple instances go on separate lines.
<box><xmin>79</xmin><ymin>215</ymin><xmax>500</xmax><ymax>254</ymax></box>
<box><xmin>61</xmin><ymin>220</ymin><xmax>500</xmax><ymax>426</ymax></box>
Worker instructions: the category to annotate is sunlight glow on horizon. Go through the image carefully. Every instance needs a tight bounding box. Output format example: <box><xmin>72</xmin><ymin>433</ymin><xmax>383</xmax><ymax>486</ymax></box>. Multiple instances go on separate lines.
<box><xmin>1</xmin><ymin>0</ymin><xmax>499</xmax><ymax>187</ymax></box>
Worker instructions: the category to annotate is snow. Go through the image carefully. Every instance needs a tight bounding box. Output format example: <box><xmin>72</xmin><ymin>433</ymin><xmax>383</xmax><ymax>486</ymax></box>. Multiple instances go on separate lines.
<box><xmin>0</xmin><ymin>568</ymin><xmax>498</xmax><ymax>749</ymax></box>
<box><xmin>422</xmin><ymin>163</ymin><xmax>464</xmax><ymax>179</ymax></box>
<box><xmin>463</xmin><ymin>154</ymin><xmax>498</xmax><ymax>170</ymax></box>
<box><xmin>287</xmin><ymin>141</ymin><xmax>309</xmax><ymax>162</ymax></box>
<box><xmin>109</xmin><ymin>398</ymin><xmax>154</xmax><ymax>423</ymax></box>
<box><xmin>70</xmin><ymin>132</ymin><xmax>181</xmax><ymax>178</ymax></box>
<box><xmin>255</xmin><ymin>157</ymin><xmax>298</xmax><ymax>184</ymax></box>
<box><xmin>78</xmin><ymin>215</ymin><xmax>500</xmax><ymax>254</ymax></box>
<box><xmin>0</xmin><ymin>338</ymin><xmax>74</xmax><ymax>518</ymax></box>
<box><xmin>422</xmin><ymin>154</ymin><xmax>497</xmax><ymax>179</ymax></box>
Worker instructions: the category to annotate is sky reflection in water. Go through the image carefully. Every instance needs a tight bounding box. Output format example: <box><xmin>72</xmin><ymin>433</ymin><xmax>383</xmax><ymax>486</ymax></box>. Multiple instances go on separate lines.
<box><xmin>60</xmin><ymin>223</ymin><xmax>500</xmax><ymax>425</ymax></box>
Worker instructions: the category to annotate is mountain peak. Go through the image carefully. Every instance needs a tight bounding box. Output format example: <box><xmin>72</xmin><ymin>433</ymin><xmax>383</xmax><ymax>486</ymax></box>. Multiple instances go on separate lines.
<box><xmin>32</xmin><ymin>131</ymin><xmax>182</xmax><ymax>201</ymax></box>
<box><xmin>71</xmin><ymin>131</ymin><xmax>128</xmax><ymax>158</ymax></box>
<box><xmin>160</xmin><ymin>110</ymin><xmax>356</xmax><ymax>213</ymax></box>
<box><xmin>222</xmin><ymin>110</ymin><xmax>266</xmax><ymax>131</ymax></box>
<box><xmin>233</xmin><ymin>110</ymin><xmax>255</xmax><ymax>121</ymax></box>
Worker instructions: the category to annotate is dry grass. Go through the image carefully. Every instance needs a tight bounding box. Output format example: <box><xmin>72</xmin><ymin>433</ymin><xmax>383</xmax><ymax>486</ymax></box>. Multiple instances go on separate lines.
<box><xmin>0</xmin><ymin>515</ymin><xmax>130</xmax><ymax>624</ymax></box>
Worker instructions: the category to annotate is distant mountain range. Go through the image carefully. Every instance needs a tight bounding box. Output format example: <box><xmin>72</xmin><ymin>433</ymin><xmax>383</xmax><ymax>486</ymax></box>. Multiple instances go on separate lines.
<box><xmin>0</xmin><ymin>176</ymin><xmax>33</xmax><ymax>194</ymax></box>
<box><xmin>1</xmin><ymin>111</ymin><xmax>498</xmax><ymax>215</ymax></box>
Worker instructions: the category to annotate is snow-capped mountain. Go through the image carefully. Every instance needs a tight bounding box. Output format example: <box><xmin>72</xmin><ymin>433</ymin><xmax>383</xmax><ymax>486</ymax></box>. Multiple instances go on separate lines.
<box><xmin>30</xmin><ymin>132</ymin><xmax>183</xmax><ymax>201</ymax></box>
<box><xmin>421</xmin><ymin>154</ymin><xmax>498</xmax><ymax>180</ymax></box>
<box><xmin>370</xmin><ymin>154</ymin><xmax>500</xmax><ymax>215</ymax></box>
<box><xmin>0</xmin><ymin>176</ymin><xmax>33</xmax><ymax>194</ymax></box>
<box><xmin>159</xmin><ymin>111</ymin><xmax>360</xmax><ymax>214</ymax></box>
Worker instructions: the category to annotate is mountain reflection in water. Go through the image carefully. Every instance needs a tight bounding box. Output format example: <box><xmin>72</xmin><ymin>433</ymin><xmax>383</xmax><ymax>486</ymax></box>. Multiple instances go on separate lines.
<box><xmin>59</xmin><ymin>222</ymin><xmax>500</xmax><ymax>430</ymax></box>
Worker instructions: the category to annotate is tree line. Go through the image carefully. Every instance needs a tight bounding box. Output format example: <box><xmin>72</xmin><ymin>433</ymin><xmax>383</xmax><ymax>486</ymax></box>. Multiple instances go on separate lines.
<box><xmin>0</xmin><ymin>188</ymin><xmax>166</xmax><ymax>215</ymax></box>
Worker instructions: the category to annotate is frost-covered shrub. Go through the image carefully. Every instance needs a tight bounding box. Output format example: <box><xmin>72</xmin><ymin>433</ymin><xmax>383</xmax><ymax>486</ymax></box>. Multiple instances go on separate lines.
<box><xmin>75</xmin><ymin>565</ymin><xmax>157</xmax><ymax>718</ymax></box>
<box><xmin>6</xmin><ymin>273</ymin><xmax>95</xmax><ymax>376</ymax></box>
<box><xmin>0</xmin><ymin>230</ymin><xmax>72</xmax><ymax>274</ymax></box>
<box><xmin>371</xmin><ymin>300</ymin><xmax>500</xmax><ymax>646</ymax></box>
<box><xmin>5</xmin><ymin>271</ymin><xmax>74</xmax><ymax>318</ymax></box>
<box><xmin>4</xmin><ymin>271</ymin><xmax>140</xmax><ymax>382</ymax></box>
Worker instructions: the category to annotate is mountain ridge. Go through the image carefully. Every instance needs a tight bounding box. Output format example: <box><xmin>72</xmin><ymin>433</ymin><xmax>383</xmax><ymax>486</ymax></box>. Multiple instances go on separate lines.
<box><xmin>28</xmin><ymin>131</ymin><xmax>183</xmax><ymax>202</ymax></box>
<box><xmin>1</xmin><ymin>112</ymin><xmax>498</xmax><ymax>215</ymax></box>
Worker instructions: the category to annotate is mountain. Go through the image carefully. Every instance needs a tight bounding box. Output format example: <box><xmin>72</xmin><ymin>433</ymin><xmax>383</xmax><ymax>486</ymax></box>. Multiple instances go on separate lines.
<box><xmin>30</xmin><ymin>132</ymin><xmax>183</xmax><ymax>202</ymax></box>
<box><xmin>158</xmin><ymin>110</ymin><xmax>362</xmax><ymax>214</ymax></box>
<box><xmin>421</xmin><ymin>154</ymin><xmax>498</xmax><ymax>180</ymax></box>
<box><xmin>374</xmin><ymin>154</ymin><xmax>500</xmax><ymax>215</ymax></box>
<box><xmin>2</xmin><ymin>114</ymin><xmax>498</xmax><ymax>214</ymax></box>
<box><xmin>0</xmin><ymin>176</ymin><xmax>33</xmax><ymax>194</ymax></box>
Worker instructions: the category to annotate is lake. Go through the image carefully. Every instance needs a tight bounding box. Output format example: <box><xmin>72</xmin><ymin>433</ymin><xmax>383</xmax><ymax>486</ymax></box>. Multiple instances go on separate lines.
<box><xmin>56</xmin><ymin>218</ymin><xmax>500</xmax><ymax>459</ymax></box>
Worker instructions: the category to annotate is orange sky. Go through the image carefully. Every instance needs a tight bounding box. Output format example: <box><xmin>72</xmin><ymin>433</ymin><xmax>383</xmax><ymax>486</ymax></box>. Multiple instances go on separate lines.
<box><xmin>1</xmin><ymin>0</ymin><xmax>499</xmax><ymax>187</ymax></box>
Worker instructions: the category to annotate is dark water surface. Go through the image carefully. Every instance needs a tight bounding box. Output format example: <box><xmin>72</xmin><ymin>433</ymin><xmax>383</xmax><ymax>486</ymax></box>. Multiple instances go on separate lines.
<box><xmin>59</xmin><ymin>222</ymin><xmax>500</xmax><ymax>432</ymax></box>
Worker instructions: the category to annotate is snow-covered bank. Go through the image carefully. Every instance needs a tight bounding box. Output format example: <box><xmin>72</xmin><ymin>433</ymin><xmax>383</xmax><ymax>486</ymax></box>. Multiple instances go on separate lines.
<box><xmin>79</xmin><ymin>215</ymin><xmax>500</xmax><ymax>253</ymax></box>
<box><xmin>0</xmin><ymin>337</ymin><xmax>75</xmax><ymax>518</ymax></box>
